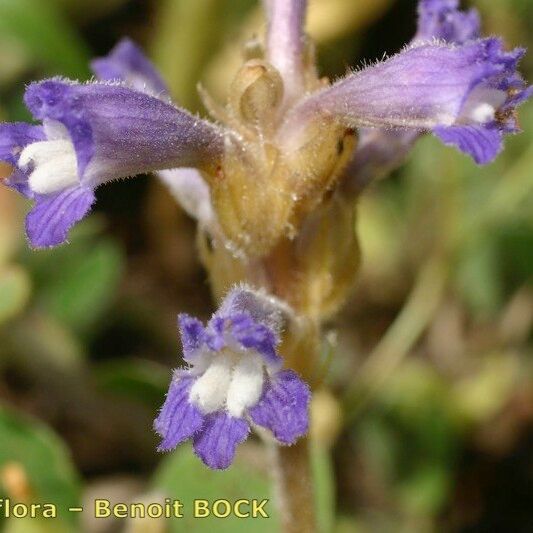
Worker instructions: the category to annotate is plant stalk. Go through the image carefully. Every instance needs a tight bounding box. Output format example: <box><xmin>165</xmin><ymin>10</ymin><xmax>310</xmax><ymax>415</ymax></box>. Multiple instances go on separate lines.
<box><xmin>272</xmin><ymin>438</ymin><xmax>316</xmax><ymax>533</ymax></box>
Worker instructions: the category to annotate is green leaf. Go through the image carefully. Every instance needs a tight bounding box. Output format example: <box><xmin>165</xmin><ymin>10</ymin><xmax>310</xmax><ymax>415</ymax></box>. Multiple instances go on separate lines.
<box><xmin>152</xmin><ymin>444</ymin><xmax>278</xmax><ymax>532</ymax></box>
<box><xmin>0</xmin><ymin>0</ymin><xmax>90</xmax><ymax>78</ymax></box>
<box><xmin>0</xmin><ymin>266</ymin><xmax>31</xmax><ymax>325</ymax></box>
<box><xmin>0</xmin><ymin>406</ymin><xmax>81</xmax><ymax>526</ymax></box>
<box><xmin>37</xmin><ymin>239</ymin><xmax>124</xmax><ymax>336</ymax></box>
<box><xmin>96</xmin><ymin>359</ymin><xmax>169</xmax><ymax>409</ymax></box>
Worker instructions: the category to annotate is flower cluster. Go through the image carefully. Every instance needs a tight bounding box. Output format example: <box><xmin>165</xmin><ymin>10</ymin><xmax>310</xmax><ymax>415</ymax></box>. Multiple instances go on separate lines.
<box><xmin>154</xmin><ymin>286</ymin><xmax>310</xmax><ymax>469</ymax></box>
<box><xmin>0</xmin><ymin>0</ymin><xmax>528</xmax><ymax>251</ymax></box>
<box><xmin>0</xmin><ymin>0</ymin><xmax>530</xmax><ymax>470</ymax></box>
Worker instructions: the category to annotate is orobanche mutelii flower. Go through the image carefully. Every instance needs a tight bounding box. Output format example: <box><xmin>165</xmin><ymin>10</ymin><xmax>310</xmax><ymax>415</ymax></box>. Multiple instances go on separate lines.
<box><xmin>0</xmin><ymin>0</ymin><xmax>530</xmax><ymax>471</ymax></box>
<box><xmin>155</xmin><ymin>286</ymin><xmax>310</xmax><ymax>470</ymax></box>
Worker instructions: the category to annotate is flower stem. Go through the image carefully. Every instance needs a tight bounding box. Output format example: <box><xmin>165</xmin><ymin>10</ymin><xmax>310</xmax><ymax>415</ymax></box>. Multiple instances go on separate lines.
<box><xmin>273</xmin><ymin>438</ymin><xmax>316</xmax><ymax>533</ymax></box>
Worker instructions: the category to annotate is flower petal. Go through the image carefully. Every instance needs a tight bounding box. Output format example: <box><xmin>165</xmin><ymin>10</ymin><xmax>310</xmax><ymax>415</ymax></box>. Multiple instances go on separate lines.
<box><xmin>0</xmin><ymin>122</ymin><xmax>44</xmax><ymax>167</ymax></box>
<box><xmin>206</xmin><ymin>311</ymin><xmax>281</xmax><ymax>367</ymax></box>
<box><xmin>292</xmin><ymin>39</ymin><xmax>516</xmax><ymax>129</ymax></box>
<box><xmin>230</xmin><ymin>313</ymin><xmax>281</xmax><ymax>366</ymax></box>
<box><xmin>192</xmin><ymin>412</ymin><xmax>249</xmax><ymax>470</ymax></box>
<box><xmin>263</xmin><ymin>0</ymin><xmax>307</xmax><ymax>100</ymax></box>
<box><xmin>91</xmin><ymin>38</ymin><xmax>169</xmax><ymax>97</ymax></box>
<box><xmin>226</xmin><ymin>354</ymin><xmax>264</xmax><ymax>418</ymax></box>
<box><xmin>341</xmin><ymin>128</ymin><xmax>420</xmax><ymax>194</ymax></box>
<box><xmin>206</xmin><ymin>287</ymin><xmax>288</xmax><ymax>366</ymax></box>
<box><xmin>155</xmin><ymin>375</ymin><xmax>204</xmax><ymax>452</ymax></box>
<box><xmin>340</xmin><ymin>0</ymin><xmax>484</xmax><ymax>193</ymax></box>
<box><xmin>415</xmin><ymin>0</ymin><xmax>480</xmax><ymax>44</ymax></box>
<box><xmin>204</xmin><ymin>315</ymin><xmax>226</xmax><ymax>352</ymax></box>
<box><xmin>24</xmin><ymin>79</ymin><xmax>224</xmax><ymax>184</ymax></box>
<box><xmin>249</xmin><ymin>369</ymin><xmax>310</xmax><ymax>445</ymax></box>
<box><xmin>25</xmin><ymin>185</ymin><xmax>95</xmax><ymax>248</ymax></box>
<box><xmin>217</xmin><ymin>285</ymin><xmax>284</xmax><ymax>336</ymax></box>
<box><xmin>0</xmin><ymin>122</ymin><xmax>45</xmax><ymax>197</ymax></box>
<box><xmin>178</xmin><ymin>313</ymin><xmax>206</xmax><ymax>362</ymax></box>
<box><xmin>433</xmin><ymin>124</ymin><xmax>503</xmax><ymax>164</ymax></box>
<box><xmin>158</xmin><ymin>168</ymin><xmax>215</xmax><ymax>228</ymax></box>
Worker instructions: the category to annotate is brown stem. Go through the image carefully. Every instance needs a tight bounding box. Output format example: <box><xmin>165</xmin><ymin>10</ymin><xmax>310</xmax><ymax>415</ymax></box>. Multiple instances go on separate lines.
<box><xmin>272</xmin><ymin>438</ymin><xmax>316</xmax><ymax>533</ymax></box>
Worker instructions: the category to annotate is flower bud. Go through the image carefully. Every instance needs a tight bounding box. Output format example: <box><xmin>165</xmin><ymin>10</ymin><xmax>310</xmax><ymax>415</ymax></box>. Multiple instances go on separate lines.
<box><xmin>230</xmin><ymin>59</ymin><xmax>283</xmax><ymax>130</ymax></box>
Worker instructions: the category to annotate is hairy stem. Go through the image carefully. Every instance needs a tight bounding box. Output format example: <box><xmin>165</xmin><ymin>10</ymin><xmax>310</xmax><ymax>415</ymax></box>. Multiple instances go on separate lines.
<box><xmin>272</xmin><ymin>438</ymin><xmax>316</xmax><ymax>533</ymax></box>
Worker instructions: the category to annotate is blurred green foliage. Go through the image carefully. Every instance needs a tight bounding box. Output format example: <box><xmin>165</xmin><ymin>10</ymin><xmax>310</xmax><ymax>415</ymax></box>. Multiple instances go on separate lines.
<box><xmin>153</xmin><ymin>445</ymin><xmax>278</xmax><ymax>532</ymax></box>
<box><xmin>0</xmin><ymin>0</ymin><xmax>90</xmax><ymax>80</ymax></box>
<box><xmin>0</xmin><ymin>406</ymin><xmax>81</xmax><ymax>531</ymax></box>
<box><xmin>0</xmin><ymin>1</ymin><xmax>531</xmax><ymax>532</ymax></box>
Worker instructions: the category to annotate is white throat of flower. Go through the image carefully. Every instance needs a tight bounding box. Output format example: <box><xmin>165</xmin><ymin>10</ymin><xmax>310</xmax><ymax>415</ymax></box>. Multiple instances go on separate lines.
<box><xmin>189</xmin><ymin>348</ymin><xmax>265</xmax><ymax>418</ymax></box>
<box><xmin>19</xmin><ymin>138</ymin><xmax>79</xmax><ymax>195</ymax></box>
<box><xmin>459</xmin><ymin>87</ymin><xmax>508</xmax><ymax>125</ymax></box>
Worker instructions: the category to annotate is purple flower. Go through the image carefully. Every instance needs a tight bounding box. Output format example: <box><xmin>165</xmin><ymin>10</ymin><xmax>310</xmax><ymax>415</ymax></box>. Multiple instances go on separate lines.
<box><xmin>263</xmin><ymin>0</ymin><xmax>308</xmax><ymax>103</ymax></box>
<box><xmin>91</xmin><ymin>38</ymin><xmax>169</xmax><ymax>98</ymax></box>
<box><xmin>92</xmin><ymin>39</ymin><xmax>218</xmax><ymax>232</ymax></box>
<box><xmin>343</xmin><ymin>0</ymin><xmax>526</xmax><ymax>193</ymax></box>
<box><xmin>286</xmin><ymin>38</ymin><xmax>530</xmax><ymax>166</ymax></box>
<box><xmin>154</xmin><ymin>286</ymin><xmax>310</xmax><ymax>470</ymax></box>
<box><xmin>158</xmin><ymin>168</ymin><xmax>216</xmax><ymax>231</ymax></box>
<box><xmin>0</xmin><ymin>78</ymin><xmax>223</xmax><ymax>248</ymax></box>
<box><xmin>415</xmin><ymin>0</ymin><xmax>480</xmax><ymax>44</ymax></box>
